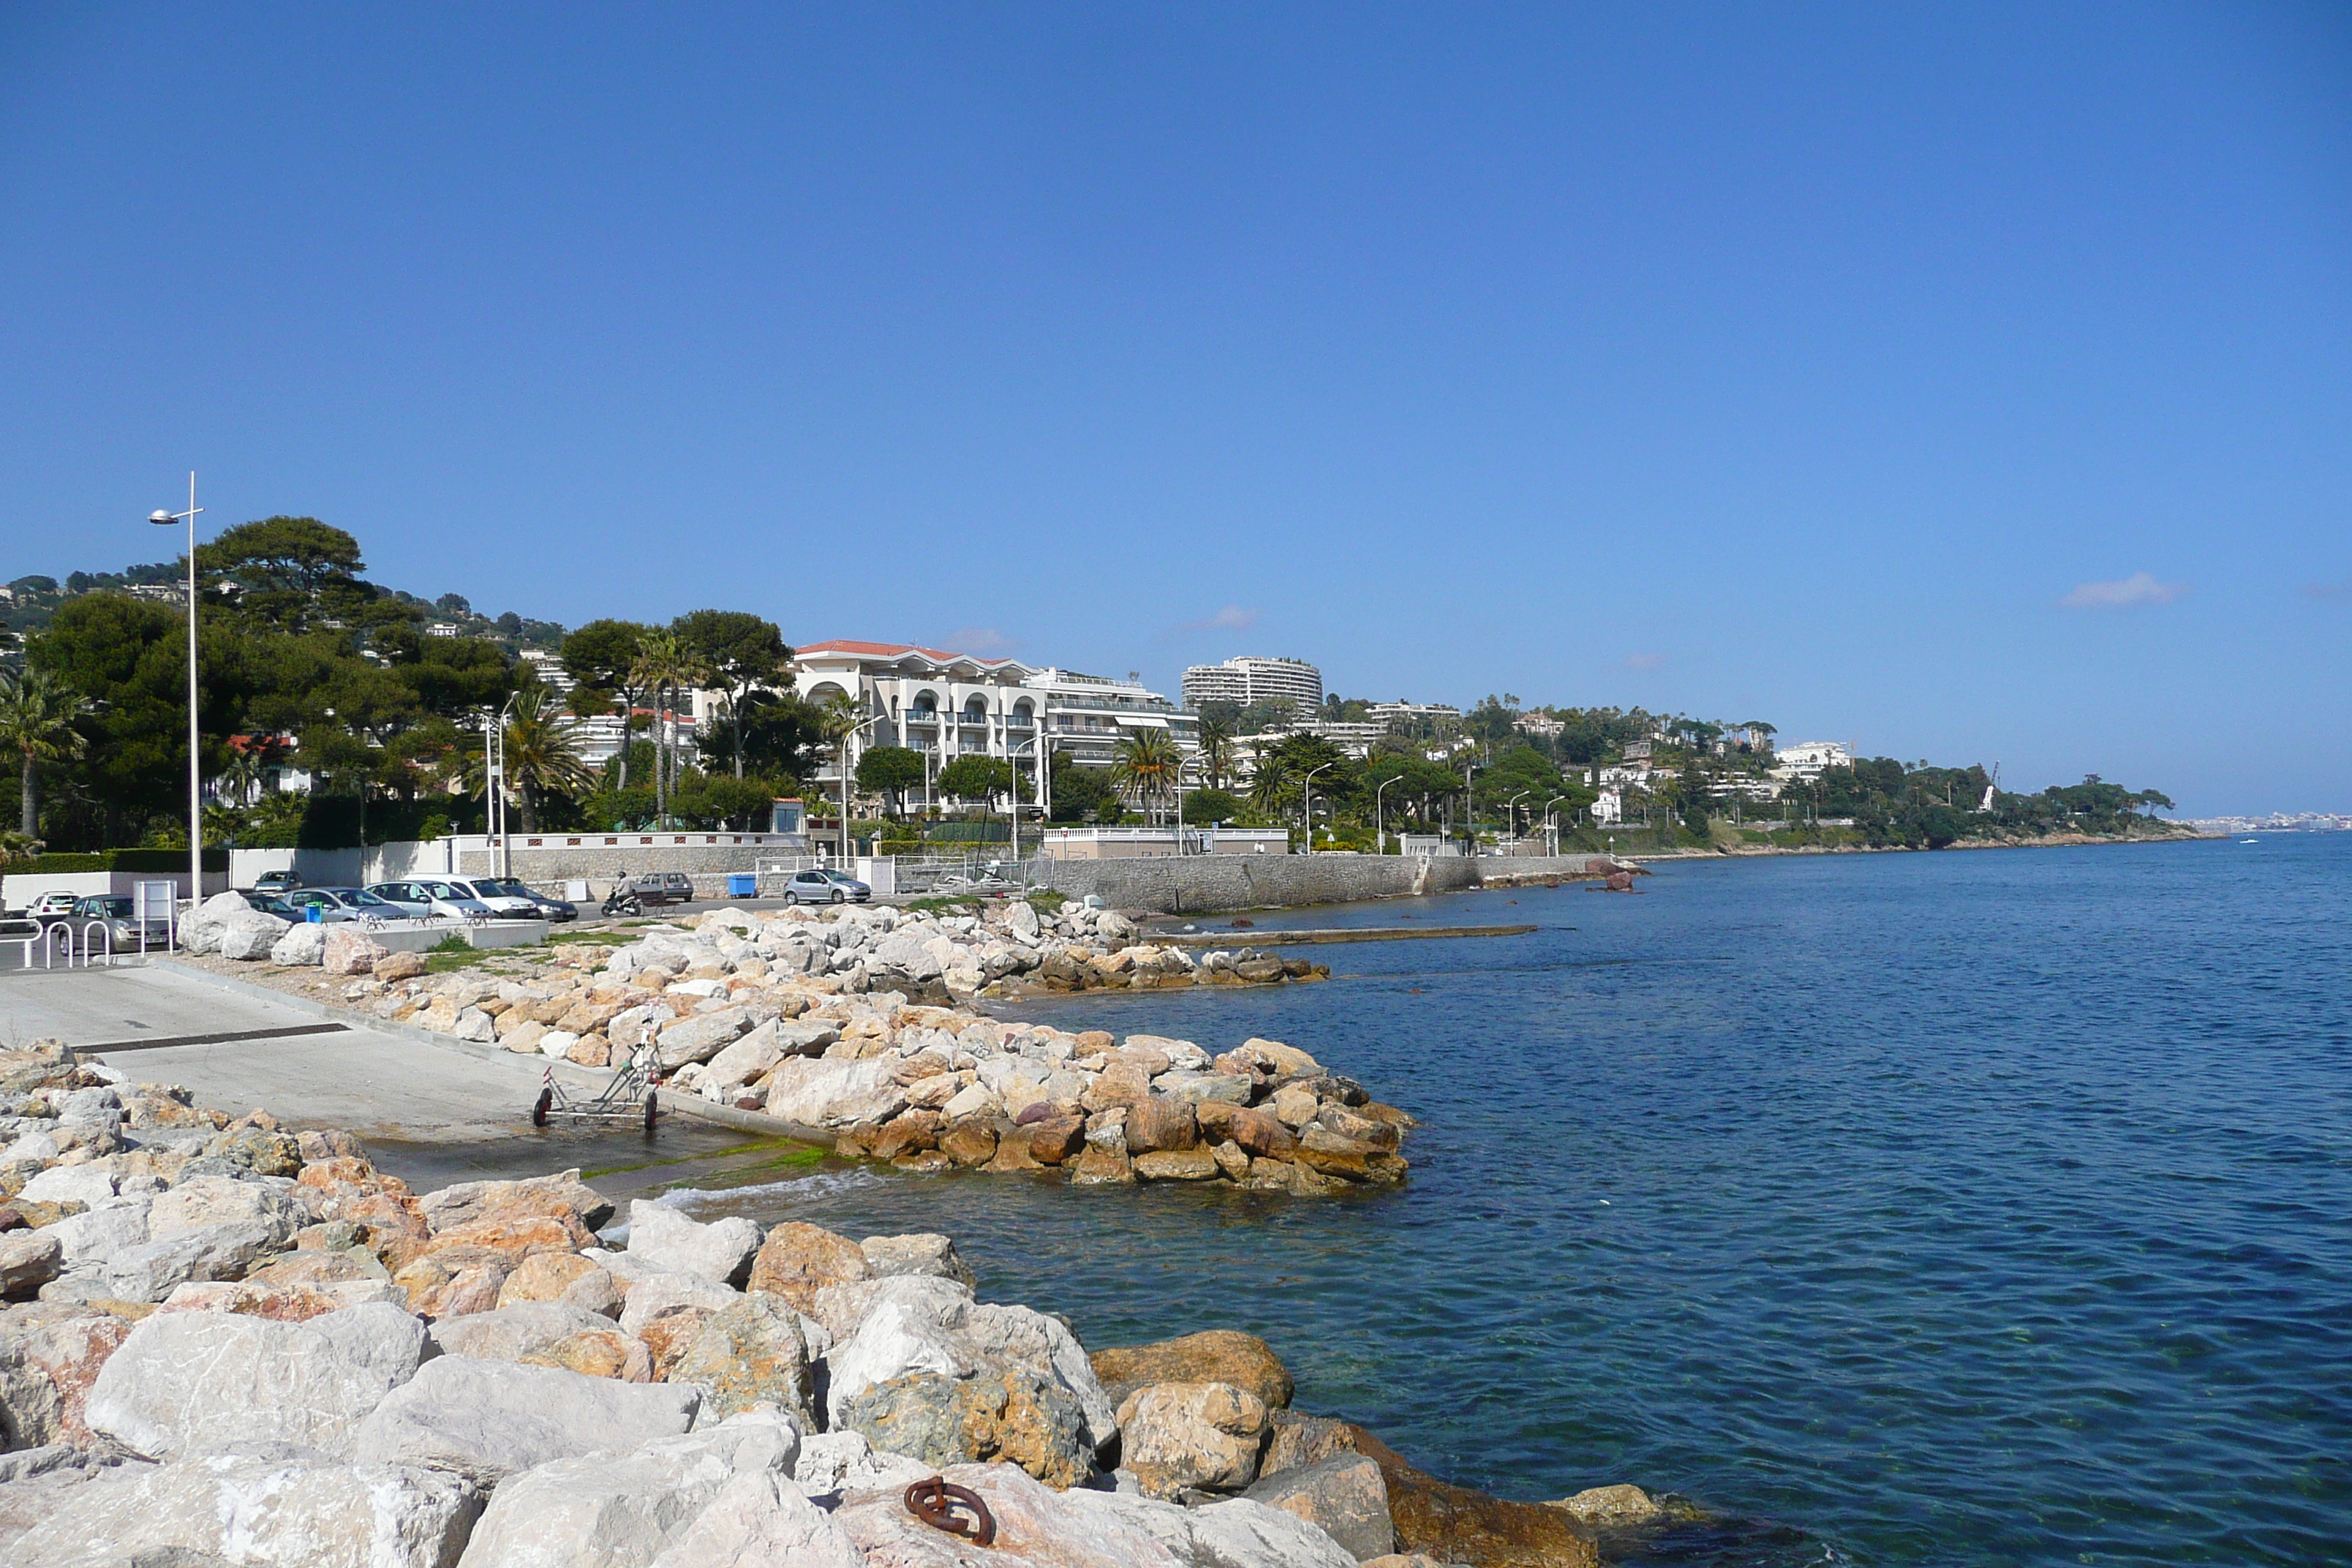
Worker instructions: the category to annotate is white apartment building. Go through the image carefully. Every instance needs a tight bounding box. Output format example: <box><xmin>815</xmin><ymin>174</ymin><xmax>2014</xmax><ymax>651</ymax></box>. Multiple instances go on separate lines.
<box><xmin>791</xmin><ymin>639</ymin><xmax>1196</xmax><ymax>809</ymax></box>
<box><xmin>1365</xmin><ymin>700</ymin><xmax>1460</xmax><ymax>730</ymax></box>
<box><xmin>1771</xmin><ymin>740</ymin><xmax>1854</xmax><ymax>782</ymax></box>
<box><xmin>1182</xmin><ymin>655</ymin><xmax>1323</xmax><ymax>716</ymax></box>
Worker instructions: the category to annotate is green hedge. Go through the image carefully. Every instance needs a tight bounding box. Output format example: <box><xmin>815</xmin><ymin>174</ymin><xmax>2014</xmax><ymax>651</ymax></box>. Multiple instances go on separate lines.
<box><xmin>12</xmin><ymin>849</ymin><xmax>229</xmax><ymax>874</ymax></box>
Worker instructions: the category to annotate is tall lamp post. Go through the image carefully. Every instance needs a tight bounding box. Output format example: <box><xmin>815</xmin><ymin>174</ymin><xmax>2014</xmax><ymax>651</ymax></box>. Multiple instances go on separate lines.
<box><xmin>1460</xmin><ymin>761</ymin><xmax>1482</xmax><ymax>856</ymax></box>
<box><xmin>1007</xmin><ymin>735</ymin><xmax>1041</xmax><ymax>866</ymax></box>
<box><xmin>148</xmin><ymin>476</ymin><xmax>203</xmax><ymax>908</ymax></box>
<box><xmin>1374</xmin><ymin>772</ymin><xmax>1402</xmax><ymax>855</ymax></box>
<box><xmin>1300</xmin><ymin>762</ymin><xmax>1333</xmax><ymax>853</ymax></box>
<box><xmin>1541</xmin><ymin>794</ymin><xmax>1569</xmax><ymax>858</ymax></box>
<box><xmin>1505</xmin><ymin>790</ymin><xmax>1531</xmax><ymax>852</ymax></box>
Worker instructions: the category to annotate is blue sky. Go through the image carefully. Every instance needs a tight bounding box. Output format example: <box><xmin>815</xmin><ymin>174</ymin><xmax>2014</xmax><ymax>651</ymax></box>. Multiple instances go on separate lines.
<box><xmin>1</xmin><ymin>4</ymin><xmax>2346</xmax><ymax>813</ymax></box>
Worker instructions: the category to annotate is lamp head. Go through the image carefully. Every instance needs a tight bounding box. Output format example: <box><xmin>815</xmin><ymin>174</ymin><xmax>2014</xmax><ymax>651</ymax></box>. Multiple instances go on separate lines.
<box><xmin>148</xmin><ymin>510</ymin><xmax>175</xmax><ymax>524</ymax></box>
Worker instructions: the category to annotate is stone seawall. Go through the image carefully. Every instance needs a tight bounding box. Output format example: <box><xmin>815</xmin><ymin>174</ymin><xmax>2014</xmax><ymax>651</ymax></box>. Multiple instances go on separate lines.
<box><xmin>1039</xmin><ymin>854</ymin><xmax>1614</xmax><ymax>913</ymax></box>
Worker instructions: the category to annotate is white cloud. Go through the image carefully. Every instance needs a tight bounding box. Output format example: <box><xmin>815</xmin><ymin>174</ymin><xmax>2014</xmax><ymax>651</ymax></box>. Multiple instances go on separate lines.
<box><xmin>2060</xmin><ymin>572</ymin><xmax>2187</xmax><ymax>609</ymax></box>
<box><xmin>1160</xmin><ymin>604</ymin><xmax>1262</xmax><ymax>639</ymax></box>
<box><xmin>1621</xmin><ymin>652</ymin><xmax>1665</xmax><ymax>671</ymax></box>
<box><xmin>938</xmin><ymin>626</ymin><xmax>1022</xmax><ymax>655</ymax></box>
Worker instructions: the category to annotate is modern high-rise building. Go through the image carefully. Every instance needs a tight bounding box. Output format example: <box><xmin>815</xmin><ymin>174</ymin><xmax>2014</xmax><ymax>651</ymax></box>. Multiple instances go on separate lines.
<box><xmin>1181</xmin><ymin>655</ymin><xmax>1324</xmax><ymax>715</ymax></box>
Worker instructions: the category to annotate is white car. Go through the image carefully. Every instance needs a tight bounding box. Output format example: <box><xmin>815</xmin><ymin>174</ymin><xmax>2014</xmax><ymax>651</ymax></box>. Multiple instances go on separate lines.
<box><xmin>364</xmin><ymin>880</ymin><xmax>492</xmax><ymax>920</ymax></box>
<box><xmin>440</xmin><ymin>876</ymin><xmax>542</xmax><ymax>919</ymax></box>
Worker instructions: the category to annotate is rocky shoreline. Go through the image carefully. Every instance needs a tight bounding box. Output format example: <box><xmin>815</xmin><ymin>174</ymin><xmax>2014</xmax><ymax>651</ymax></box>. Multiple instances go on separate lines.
<box><xmin>0</xmin><ymin>1038</ymin><xmax>1654</xmax><ymax>1567</ymax></box>
<box><xmin>168</xmin><ymin>899</ymin><xmax>1414</xmax><ymax>1196</ymax></box>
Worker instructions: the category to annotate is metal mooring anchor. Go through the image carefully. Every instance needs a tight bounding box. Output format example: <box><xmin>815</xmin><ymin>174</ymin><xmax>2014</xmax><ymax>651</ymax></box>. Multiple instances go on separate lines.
<box><xmin>905</xmin><ymin>1477</ymin><xmax>997</xmax><ymax>1545</ymax></box>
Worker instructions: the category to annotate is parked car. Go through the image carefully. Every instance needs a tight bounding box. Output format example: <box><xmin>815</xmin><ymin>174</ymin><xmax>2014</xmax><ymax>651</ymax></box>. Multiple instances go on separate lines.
<box><xmin>278</xmin><ymin>886</ymin><xmax>402</xmax><ymax>923</ymax></box>
<box><xmin>252</xmin><ymin>869</ymin><xmax>302</xmax><ymax>893</ymax></box>
<box><xmin>239</xmin><ymin>892</ymin><xmax>304</xmax><ymax>919</ymax></box>
<box><xmin>781</xmin><ymin>868</ymin><xmax>870</xmax><ymax>905</ymax></box>
<box><xmin>448</xmin><ymin>875</ymin><xmax>574</xmax><ymax>922</ymax></box>
<box><xmin>66</xmin><ymin>895</ymin><xmax>173</xmax><ymax>951</ymax></box>
<box><xmin>23</xmin><ymin>892</ymin><xmax>82</xmax><ymax>924</ymax></box>
<box><xmin>365</xmin><ymin>880</ymin><xmax>492</xmax><ymax>920</ymax></box>
<box><xmin>625</xmin><ymin>872</ymin><xmax>696</xmax><ymax>906</ymax></box>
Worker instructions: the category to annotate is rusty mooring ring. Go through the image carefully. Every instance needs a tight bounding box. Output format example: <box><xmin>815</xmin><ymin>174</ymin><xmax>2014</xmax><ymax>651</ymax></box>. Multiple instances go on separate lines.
<box><xmin>905</xmin><ymin>1477</ymin><xmax>996</xmax><ymax>1545</ymax></box>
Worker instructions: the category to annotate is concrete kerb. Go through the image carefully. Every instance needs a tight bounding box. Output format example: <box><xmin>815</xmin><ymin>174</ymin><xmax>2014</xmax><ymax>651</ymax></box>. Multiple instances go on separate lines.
<box><xmin>144</xmin><ymin>959</ymin><xmax>837</xmax><ymax>1150</ymax></box>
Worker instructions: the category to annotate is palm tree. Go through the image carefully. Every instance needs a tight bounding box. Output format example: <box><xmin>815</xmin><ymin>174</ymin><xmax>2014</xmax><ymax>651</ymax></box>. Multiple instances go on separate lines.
<box><xmin>627</xmin><ymin>631</ymin><xmax>710</xmax><ymax>826</ymax></box>
<box><xmin>462</xmin><ymin>687</ymin><xmax>596</xmax><ymax>832</ymax></box>
<box><xmin>1111</xmin><ymin>728</ymin><xmax>1182</xmax><ymax>823</ymax></box>
<box><xmin>0</xmin><ymin>668</ymin><xmax>91</xmax><ymax>837</ymax></box>
<box><xmin>1248</xmin><ymin>749</ymin><xmax>1289</xmax><ymax>817</ymax></box>
<box><xmin>1194</xmin><ymin>717</ymin><xmax>1234</xmax><ymax>789</ymax></box>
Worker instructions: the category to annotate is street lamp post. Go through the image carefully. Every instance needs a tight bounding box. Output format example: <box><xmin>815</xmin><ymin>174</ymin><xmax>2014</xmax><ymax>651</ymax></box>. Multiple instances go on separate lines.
<box><xmin>1007</xmin><ymin>735</ymin><xmax>1041</xmax><ymax>866</ymax></box>
<box><xmin>1541</xmin><ymin>794</ymin><xmax>1569</xmax><ymax>857</ymax></box>
<box><xmin>1505</xmin><ymin>790</ymin><xmax>1531</xmax><ymax>851</ymax></box>
<box><xmin>148</xmin><ymin>476</ymin><xmax>203</xmax><ymax>909</ymax></box>
<box><xmin>1460</xmin><ymin>761</ymin><xmax>1482</xmax><ymax>856</ymax></box>
<box><xmin>1374</xmin><ymin>773</ymin><xmax>1402</xmax><ymax>855</ymax></box>
<box><xmin>837</xmin><ymin>712</ymin><xmax>883</xmax><ymax>867</ymax></box>
<box><xmin>1300</xmin><ymin>762</ymin><xmax>1333</xmax><ymax>853</ymax></box>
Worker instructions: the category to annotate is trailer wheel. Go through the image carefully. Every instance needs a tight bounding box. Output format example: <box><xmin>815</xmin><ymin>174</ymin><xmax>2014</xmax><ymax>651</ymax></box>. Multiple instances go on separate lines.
<box><xmin>643</xmin><ymin>1090</ymin><xmax>660</xmax><ymax>1136</ymax></box>
<box><xmin>532</xmin><ymin>1088</ymin><xmax>552</xmax><ymax>1127</ymax></box>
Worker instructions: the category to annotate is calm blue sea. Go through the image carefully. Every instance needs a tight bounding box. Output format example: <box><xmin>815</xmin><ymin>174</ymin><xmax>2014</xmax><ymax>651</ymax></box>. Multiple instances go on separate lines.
<box><xmin>676</xmin><ymin>834</ymin><xmax>2352</xmax><ymax>1567</ymax></box>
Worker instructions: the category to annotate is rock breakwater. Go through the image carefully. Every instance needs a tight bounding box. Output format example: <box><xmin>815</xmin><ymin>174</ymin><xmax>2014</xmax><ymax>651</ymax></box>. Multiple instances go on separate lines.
<box><xmin>176</xmin><ymin>902</ymin><xmax>1409</xmax><ymax>1195</ymax></box>
<box><xmin>0</xmin><ymin>1039</ymin><xmax>1641</xmax><ymax>1566</ymax></box>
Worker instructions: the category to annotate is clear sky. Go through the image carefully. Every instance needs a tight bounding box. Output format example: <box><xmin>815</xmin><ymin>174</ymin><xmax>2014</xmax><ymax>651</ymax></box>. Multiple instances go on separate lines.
<box><xmin>2</xmin><ymin>4</ymin><xmax>2346</xmax><ymax>814</ymax></box>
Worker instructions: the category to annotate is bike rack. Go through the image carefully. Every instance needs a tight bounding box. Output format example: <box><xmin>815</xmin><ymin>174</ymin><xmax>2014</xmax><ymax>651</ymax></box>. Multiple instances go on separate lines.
<box><xmin>0</xmin><ymin>919</ymin><xmax>39</xmax><ymax>970</ymax></box>
<box><xmin>78</xmin><ymin>921</ymin><xmax>116</xmax><ymax>968</ymax></box>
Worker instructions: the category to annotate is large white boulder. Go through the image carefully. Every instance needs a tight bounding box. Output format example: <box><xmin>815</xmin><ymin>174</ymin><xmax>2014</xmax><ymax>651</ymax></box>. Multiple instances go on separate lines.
<box><xmin>648</xmin><ymin>1470</ymin><xmax>862</xmax><ymax>1568</ymax></box>
<box><xmin>832</xmin><ymin>1460</ymin><xmax>1182</xmax><ymax>1567</ymax></box>
<box><xmin>218</xmin><ymin>910</ymin><xmax>293</xmax><ymax>960</ymax></box>
<box><xmin>148</xmin><ymin>1173</ymin><xmax>310</xmax><ymax>1249</ymax></box>
<box><xmin>178</xmin><ymin>890</ymin><xmax>255</xmax><ymax>954</ymax></box>
<box><xmin>18</xmin><ymin>1164</ymin><xmax>118</xmax><ymax>1208</ymax></box>
<box><xmin>10</xmin><ymin>1453</ymin><xmax>483</xmax><ymax>1568</ymax></box>
<box><xmin>623</xmin><ymin>1200</ymin><xmax>762</xmax><ymax>1288</ymax></box>
<box><xmin>821</xmin><ymin>1297</ymin><xmax>979</xmax><ymax>1428</ymax></box>
<box><xmin>355</xmin><ymin>1356</ymin><xmax>701</xmax><ymax>1490</ymax></box>
<box><xmin>271</xmin><ymin>920</ymin><xmax>329</xmax><ymax>965</ymax></box>
<box><xmin>761</xmin><ymin>1057</ymin><xmax>906</xmax><ymax>1128</ymax></box>
<box><xmin>1063</xmin><ymin>1488</ymin><xmax>1360</xmax><ymax>1568</ymax></box>
<box><xmin>451</xmin><ymin>1409</ymin><xmax>800</xmax><ymax>1568</ymax></box>
<box><xmin>84</xmin><ymin>1308</ymin><xmax>403</xmax><ymax>1460</ymax></box>
<box><xmin>429</xmin><ymin>1300</ymin><xmax>617</xmax><ymax>1363</ymax></box>
<box><xmin>617</xmin><ymin>1271</ymin><xmax>742</xmax><ymax>1338</ymax></box>
<box><xmin>41</xmin><ymin>1219</ymin><xmax>276</xmax><ymax>1304</ymax></box>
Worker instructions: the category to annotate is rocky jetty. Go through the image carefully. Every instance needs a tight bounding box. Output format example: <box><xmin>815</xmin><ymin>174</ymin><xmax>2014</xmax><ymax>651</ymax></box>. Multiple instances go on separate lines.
<box><xmin>0</xmin><ymin>1039</ymin><xmax>1633</xmax><ymax>1566</ymax></box>
<box><xmin>178</xmin><ymin>904</ymin><xmax>1411</xmax><ymax>1194</ymax></box>
<box><xmin>178</xmin><ymin>891</ymin><xmax>1330</xmax><ymax>997</ymax></box>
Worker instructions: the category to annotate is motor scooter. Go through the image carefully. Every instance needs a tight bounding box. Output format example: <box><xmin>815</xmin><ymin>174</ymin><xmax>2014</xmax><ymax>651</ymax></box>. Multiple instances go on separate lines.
<box><xmin>601</xmin><ymin>886</ymin><xmax>642</xmax><ymax>918</ymax></box>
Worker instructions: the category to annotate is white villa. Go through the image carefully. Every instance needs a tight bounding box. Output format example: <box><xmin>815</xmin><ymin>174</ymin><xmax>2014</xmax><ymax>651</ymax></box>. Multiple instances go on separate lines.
<box><xmin>790</xmin><ymin>639</ymin><xmax>1197</xmax><ymax>810</ymax></box>
<box><xmin>1771</xmin><ymin>740</ymin><xmax>1855</xmax><ymax>783</ymax></box>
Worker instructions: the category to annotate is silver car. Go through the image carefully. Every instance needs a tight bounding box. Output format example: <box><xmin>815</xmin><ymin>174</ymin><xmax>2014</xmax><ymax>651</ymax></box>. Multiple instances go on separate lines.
<box><xmin>280</xmin><ymin>886</ymin><xmax>404</xmax><ymax>924</ymax></box>
<box><xmin>365</xmin><ymin>880</ymin><xmax>491</xmax><ymax>920</ymax></box>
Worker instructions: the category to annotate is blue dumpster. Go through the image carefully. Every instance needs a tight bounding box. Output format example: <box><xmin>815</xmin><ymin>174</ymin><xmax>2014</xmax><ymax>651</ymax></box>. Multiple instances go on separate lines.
<box><xmin>727</xmin><ymin>873</ymin><xmax>758</xmax><ymax>899</ymax></box>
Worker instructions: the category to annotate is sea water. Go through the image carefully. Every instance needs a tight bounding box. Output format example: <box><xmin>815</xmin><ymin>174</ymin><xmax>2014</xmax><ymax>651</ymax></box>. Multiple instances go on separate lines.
<box><xmin>668</xmin><ymin>834</ymin><xmax>2351</xmax><ymax>1566</ymax></box>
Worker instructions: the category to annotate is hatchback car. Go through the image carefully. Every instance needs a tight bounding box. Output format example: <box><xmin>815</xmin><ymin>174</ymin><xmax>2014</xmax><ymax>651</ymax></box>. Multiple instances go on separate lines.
<box><xmin>23</xmin><ymin>892</ymin><xmax>81</xmax><ymax>922</ymax></box>
<box><xmin>625</xmin><ymin>872</ymin><xmax>697</xmax><ymax>906</ymax></box>
<box><xmin>365</xmin><ymin>880</ymin><xmax>491</xmax><ymax>920</ymax></box>
<box><xmin>252</xmin><ymin>869</ymin><xmax>303</xmax><ymax>893</ymax></box>
<box><xmin>66</xmin><ymin>894</ymin><xmax>174</xmax><ymax>950</ymax></box>
<box><xmin>781</xmin><ymin>868</ymin><xmax>870</xmax><ymax>905</ymax></box>
<box><xmin>279</xmin><ymin>886</ymin><xmax>402</xmax><ymax>923</ymax></box>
